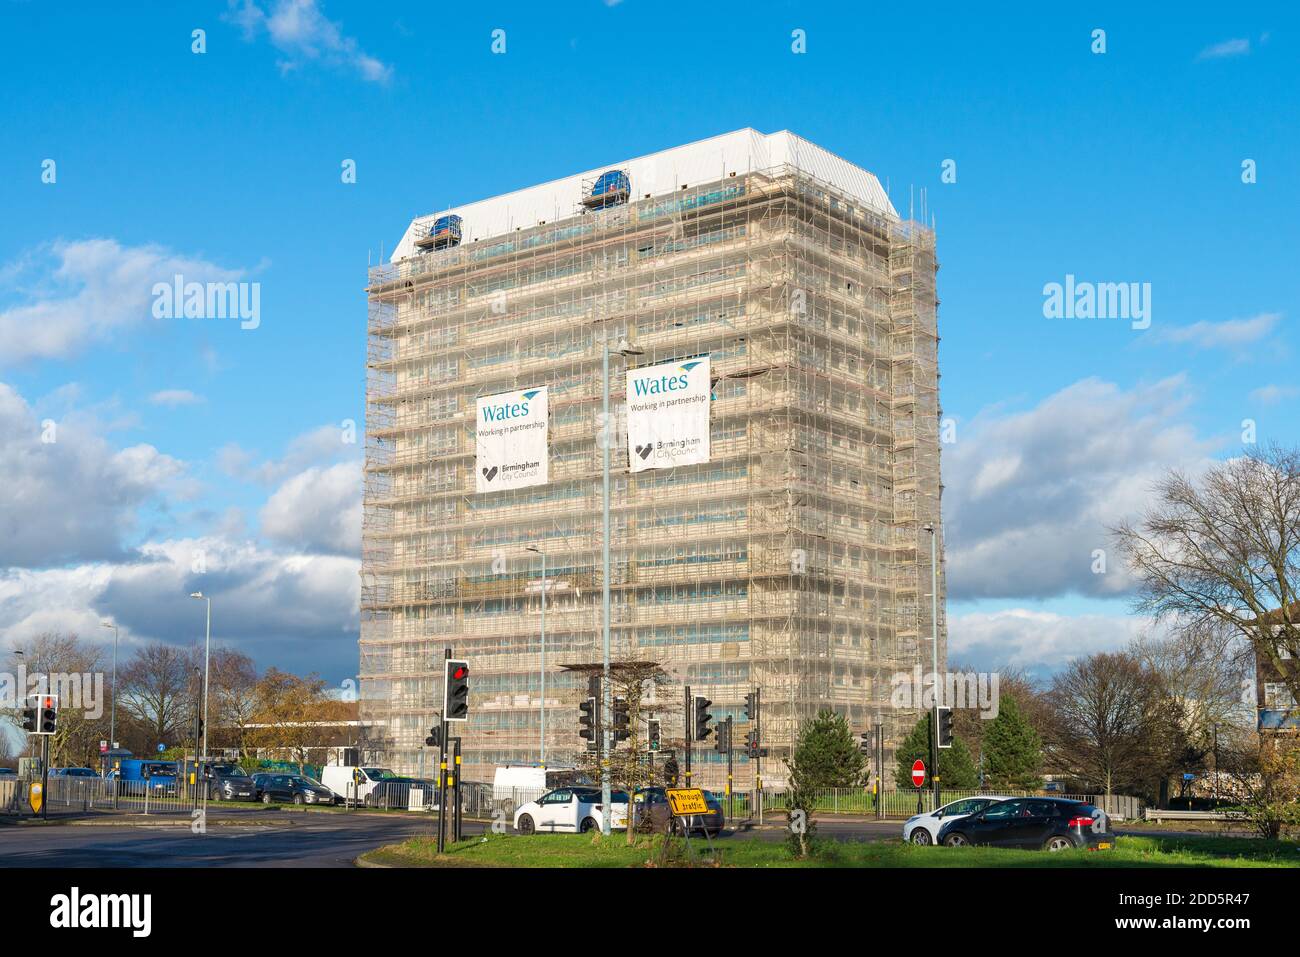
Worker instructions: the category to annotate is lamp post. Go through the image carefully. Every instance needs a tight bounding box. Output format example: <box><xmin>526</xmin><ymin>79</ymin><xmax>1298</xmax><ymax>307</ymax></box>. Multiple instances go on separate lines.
<box><xmin>600</xmin><ymin>334</ymin><xmax>642</xmax><ymax>835</ymax></box>
<box><xmin>100</xmin><ymin>620</ymin><xmax>119</xmax><ymax>751</ymax></box>
<box><xmin>525</xmin><ymin>545</ymin><xmax>547</xmax><ymax>765</ymax></box>
<box><xmin>189</xmin><ymin>593</ymin><xmax>211</xmax><ymax>765</ymax></box>
<box><xmin>923</xmin><ymin>523</ymin><xmax>941</xmax><ymax>808</ymax></box>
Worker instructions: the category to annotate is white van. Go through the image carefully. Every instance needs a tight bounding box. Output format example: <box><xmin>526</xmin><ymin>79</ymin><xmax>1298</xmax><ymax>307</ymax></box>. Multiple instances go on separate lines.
<box><xmin>320</xmin><ymin>765</ymin><xmax>397</xmax><ymax>806</ymax></box>
<box><xmin>492</xmin><ymin>765</ymin><xmax>585</xmax><ymax>812</ymax></box>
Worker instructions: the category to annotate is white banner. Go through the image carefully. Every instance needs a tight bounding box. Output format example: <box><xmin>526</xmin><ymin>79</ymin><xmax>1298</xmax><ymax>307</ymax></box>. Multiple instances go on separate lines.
<box><xmin>475</xmin><ymin>386</ymin><xmax>549</xmax><ymax>492</ymax></box>
<box><xmin>625</xmin><ymin>356</ymin><xmax>711</xmax><ymax>473</ymax></box>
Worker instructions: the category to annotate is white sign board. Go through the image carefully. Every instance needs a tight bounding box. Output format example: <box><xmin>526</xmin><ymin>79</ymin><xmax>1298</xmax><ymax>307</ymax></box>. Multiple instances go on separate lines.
<box><xmin>625</xmin><ymin>357</ymin><xmax>711</xmax><ymax>473</ymax></box>
<box><xmin>475</xmin><ymin>386</ymin><xmax>549</xmax><ymax>492</ymax></box>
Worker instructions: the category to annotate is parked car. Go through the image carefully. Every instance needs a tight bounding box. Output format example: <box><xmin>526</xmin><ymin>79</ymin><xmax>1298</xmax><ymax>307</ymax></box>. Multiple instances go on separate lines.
<box><xmin>251</xmin><ymin>773</ymin><xmax>335</xmax><ymax>806</ymax></box>
<box><xmin>50</xmin><ymin>767</ymin><xmax>99</xmax><ymax>778</ymax></box>
<box><xmin>204</xmin><ymin>764</ymin><xmax>257</xmax><ymax>801</ymax></box>
<box><xmin>114</xmin><ymin>759</ymin><xmax>179</xmax><ymax>796</ymax></box>
<box><xmin>937</xmin><ymin>797</ymin><xmax>1113</xmax><ymax>851</ymax></box>
<box><xmin>492</xmin><ymin>765</ymin><xmax>586</xmax><ymax>813</ymax></box>
<box><xmin>902</xmin><ymin>795</ymin><xmax>1011</xmax><ymax>845</ymax></box>
<box><xmin>0</xmin><ymin>767</ymin><xmax>19</xmax><ymax>777</ymax></box>
<box><xmin>319</xmin><ymin>766</ymin><xmax>396</xmax><ymax>806</ymax></box>
<box><xmin>633</xmin><ymin>786</ymin><xmax>724</xmax><ymax>836</ymax></box>
<box><xmin>513</xmin><ymin>786</ymin><xmax>629</xmax><ymax>834</ymax></box>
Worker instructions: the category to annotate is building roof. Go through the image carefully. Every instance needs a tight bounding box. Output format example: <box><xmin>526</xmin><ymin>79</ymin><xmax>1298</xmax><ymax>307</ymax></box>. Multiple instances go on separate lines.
<box><xmin>391</xmin><ymin>128</ymin><xmax>899</xmax><ymax>262</ymax></box>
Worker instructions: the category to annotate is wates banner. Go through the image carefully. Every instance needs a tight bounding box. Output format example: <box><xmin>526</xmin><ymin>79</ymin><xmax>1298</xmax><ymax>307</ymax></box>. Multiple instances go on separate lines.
<box><xmin>625</xmin><ymin>356</ymin><xmax>711</xmax><ymax>473</ymax></box>
<box><xmin>475</xmin><ymin>386</ymin><xmax>549</xmax><ymax>493</ymax></box>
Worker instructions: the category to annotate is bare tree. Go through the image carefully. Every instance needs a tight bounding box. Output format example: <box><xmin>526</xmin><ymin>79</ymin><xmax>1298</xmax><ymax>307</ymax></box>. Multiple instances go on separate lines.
<box><xmin>1043</xmin><ymin>652</ymin><xmax>1180</xmax><ymax>800</ymax></box>
<box><xmin>1216</xmin><ymin>728</ymin><xmax>1300</xmax><ymax>839</ymax></box>
<box><xmin>4</xmin><ymin>632</ymin><xmax>106</xmax><ymax>767</ymax></box>
<box><xmin>208</xmin><ymin>648</ymin><xmax>259</xmax><ymax>756</ymax></box>
<box><xmin>119</xmin><ymin>642</ymin><xmax>197</xmax><ymax>750</ymax></box>
<box><xmin>1114</xmin><ymin>444</ymin><xmax>1300</xmax><ymax>703</ymax></box>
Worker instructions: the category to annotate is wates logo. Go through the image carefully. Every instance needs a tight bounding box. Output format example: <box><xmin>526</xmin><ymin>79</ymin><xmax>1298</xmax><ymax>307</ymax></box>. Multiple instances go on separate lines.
<box><xmin>632</xmin><ymin>361</ymin><xmax>701</xmax><ymax>397</ymax></box>
<box><xmin>481</xmin><ymin>390</ymin><xmax>539</xmax><ymax>422</ymax></box>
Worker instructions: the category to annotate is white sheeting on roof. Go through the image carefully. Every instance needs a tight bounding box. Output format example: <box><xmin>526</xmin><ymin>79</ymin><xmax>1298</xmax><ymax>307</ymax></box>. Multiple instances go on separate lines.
<box><xmin>391</xmin><ymin>129</ymin><xmax>897</xmax><ymax>262</ymax></box>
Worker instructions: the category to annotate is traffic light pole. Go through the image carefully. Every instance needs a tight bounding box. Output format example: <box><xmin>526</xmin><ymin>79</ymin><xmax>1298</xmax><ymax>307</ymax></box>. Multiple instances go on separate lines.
<box><xmin>437</xmin><ymin>649</ymin><xmax>450</xmax><ymax>853</ymax></box>
<box><xmin>683</xmin><ymin>684</ymin><xmax>692</xmax><ymax>787</ymax></box>
<box><xmin>753</xmin><ymin>689</ymin><xmax>762</xmax><ymax>825</ymax></box>
<box><xmin>927</xmin><ymin>523</ymin><xmax>942</xmax><ymax>809</ymax></box>
<box><xmin>452</xmin><ymin>736</ymin><xmax>462</xmax><ymax>843</ymax></box>
<box><xmin>725</xmin><ymin>716</ymin><xmax>734</xmax><ymax>822</ymax></box>
<box><xmin>40</xmin><ymin>734</ymin><xmax>49</xmax><ymax>820</ymax></box>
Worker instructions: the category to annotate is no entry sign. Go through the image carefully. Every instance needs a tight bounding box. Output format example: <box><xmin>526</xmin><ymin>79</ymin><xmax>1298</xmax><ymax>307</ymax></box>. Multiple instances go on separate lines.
<box><xmin>911</xmin><ymin>759</ymin><xmax>926</xmax><ymax>788</ymax></box>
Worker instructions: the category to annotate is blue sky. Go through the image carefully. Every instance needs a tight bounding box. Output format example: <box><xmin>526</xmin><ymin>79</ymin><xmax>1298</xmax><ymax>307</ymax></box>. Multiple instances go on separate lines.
<box><xmin>1</xmin><ymin>1</ymin><xmax>1296</xmax><ymax>690</ymax></box>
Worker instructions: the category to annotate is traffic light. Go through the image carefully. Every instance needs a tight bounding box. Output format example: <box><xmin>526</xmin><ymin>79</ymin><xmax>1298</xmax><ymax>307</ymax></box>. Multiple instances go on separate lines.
<box><xmin>743</xmin><ymin>691</ymin><xmax>757</xmax><ymax>720</ymax></box>
<box><xmin>20</xmin><ymin>701</ymin><xmax>37</xmax><ymax>733</ymax></box>
<box><xmin>693</xmin><ymin>696</ymin><xmax>713</xmax><ymax>740</ymax></box>
<box><xmin>444</xmin><ymin>659</ymin><xmax>470</xmax><ymax>721</ymax></box>
<box><xmin>747</xmin><ymin>730</ymin><xmax>761</xmax><ymax>759</ymax></box>
<box><xmin>32</xmin><ymin>694</ymin><xmax>58</xmax><ymax>735</ymax></box>
<box><xmin>579</xmin><ymin>675</ymin><xmax>600</xmax><ymax>750</ymax></box>
<box><xmin>611</xmin><ymin>698</ymin><xmax>630</xmax><ymax>743</ymax></box>
<box><xmin>715</xmin><ymin>718</ymin><xmax>731</xmax><ymax>753</ymax></box>
<box><xmin>859</xmin><ymin>731</ymin><xmax>872</xmax><ymax>755</ymax></box>
<box><xmin>648</xmin><ymin>719</ymin><xmax>661</xmax><ymax>752</ymax></box>
<box><xmin>663</xmin><ymin>757</ymin><xmax>679</xmax><ymax>786</ymax></box>
<box><xmin>425</xmin><ymin>725</ymin><xmax>442</xmax><ymax>748</ymax></box>
<box><xmin>937</xmin><ymin>707</ymin><xmax>953</xmax><ymax>749</ymax></box>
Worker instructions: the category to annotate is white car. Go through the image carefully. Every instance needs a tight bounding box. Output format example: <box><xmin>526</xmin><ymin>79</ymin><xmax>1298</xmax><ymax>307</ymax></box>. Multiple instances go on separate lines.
<box><xmin>513</xmin><ymin>786</ymin><xmax>629</xmax><ymax>834</ymax></box>
<box><xmin>903</xmin><ymin>795</ymin><xmax>1011</xmax><ymax>845</ymax></box>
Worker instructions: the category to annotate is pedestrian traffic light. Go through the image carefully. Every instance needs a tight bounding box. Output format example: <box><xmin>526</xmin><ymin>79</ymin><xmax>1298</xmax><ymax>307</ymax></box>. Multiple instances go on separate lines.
<box><xmin>648</xmin><ymin>719</ymin><xmax>661</xmax><ymax>752</ymax></box>
<box><xmin>715</xmin><ymin>718</ymin><xmax>731</xmax><ymax>753</ymax></box>
<box><xmin>611</xmin><ymin>698</ymin><xmax>630</xmax><ymax>743</ymax></box>
<box><xmin>444</xmin><ymin>659</ymin><xmax>470</xmax><ymax>721</ymax></box>
<box><xmin>425</xmin><ymin>725</ymin><xmax>442</xmax><ymax>748</ymax></box>
<box><xmin>743</xmin><ymin>691</ymin><xmax>757</xmax><ymax>720</ymax></box>
<box><xmin>693</xmin><ymin>696</ymin><xmax>713</xmax><ymax>740</ymax></box>
<box><xmin>937</xmin><ymin>707</ymin><xmax>953</xmax><ymax>749</ymax></box>
<box><xmin>747</xmin><ymin>730</ymin><xmax>761</xmax><ymax>758</ymax></box>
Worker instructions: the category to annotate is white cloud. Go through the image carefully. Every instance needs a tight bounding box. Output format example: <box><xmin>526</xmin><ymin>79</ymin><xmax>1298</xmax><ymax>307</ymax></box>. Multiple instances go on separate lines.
<box><xmin>149</xmin><ymin>389</ymin><xmax>204</xmax><ymax>407</ymax></box>
<box><xmin>949</xmin><ymin>608</ymin><xmax>1155</xmax><ymax>674</ymax></box>
<box><xmin>0</xmin><ymin>536</ymin><xmax>360</xmax><ymax>679</ymax></box>
<box><xmin>260</xmin><ymin>461</ymin><xmax>361</xmax><ymax>555</ymax></box>
<box><xmin>1249</xmin><ymin>384</ymin><xmax>1299</xmax><ymax>406</ymax></box>
<box><xmin>1197</xmin><ymin>38</ymin><xmax>1250</xmax><ymax>60</ymax></box>
<box><xmin>943</xmin><ymin>376</ymin><xmax>1219</xmax><ymax>601</ymax></box>
<box><xmin>0</xmin><ymin>383</ymin><xmax>186</xmax><ymax>567</ymax></box>
<box><xmin>219</xmin><ymin>422</ymin><xmax>357</xmax><ymax>485</ymax></box>
<box><xmin>0</xmin><ymin>239</ymin><xmax>245</xmax><ymax>365</ymax></box>
<box><xmin>228</xmin><ymin>0</ymin><xmax>393</xmax><ymax>84</ymax></box>
<box><xmin>1156</xmin><ymin>311</ymin><xmax>1281</xmax><ymax>352</ymax></box>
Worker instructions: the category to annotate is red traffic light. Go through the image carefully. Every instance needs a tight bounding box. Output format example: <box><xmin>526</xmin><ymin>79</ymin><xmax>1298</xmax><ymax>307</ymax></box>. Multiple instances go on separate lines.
<box><xmin>42</xmin><ymin>696</ymin><xmax>54</xmax><ymax>708</ymax></box>
<box><xmin>451</xmin><ymin>665</ymin><xmax>468</xmax><ymax>680</ymax></box>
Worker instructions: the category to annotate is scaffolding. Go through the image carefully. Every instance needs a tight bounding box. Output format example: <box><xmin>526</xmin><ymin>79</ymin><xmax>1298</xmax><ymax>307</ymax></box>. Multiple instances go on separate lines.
<box><xmin>360</xmin><ymin>161</ymin><xmax>943</xmax><ymax>789</ymax></box>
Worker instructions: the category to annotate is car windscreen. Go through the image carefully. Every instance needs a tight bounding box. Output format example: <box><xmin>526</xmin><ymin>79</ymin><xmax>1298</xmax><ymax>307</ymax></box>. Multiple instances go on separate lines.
<box><xmin>213</xmin><ymin>765</ymin><xmax>250</xmax><ymax>778</ymax></box>
<box><xmin>363</xmin><ymin>768</ymin><xmax>398</xmax><ymax>779</ymax></box>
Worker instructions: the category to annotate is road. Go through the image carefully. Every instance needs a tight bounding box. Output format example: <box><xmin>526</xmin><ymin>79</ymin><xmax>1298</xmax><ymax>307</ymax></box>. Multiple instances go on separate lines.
<box><xmin>0</xmin><ymin>812</ymin><xmax>490</xmax><ymax>868</ymax></box>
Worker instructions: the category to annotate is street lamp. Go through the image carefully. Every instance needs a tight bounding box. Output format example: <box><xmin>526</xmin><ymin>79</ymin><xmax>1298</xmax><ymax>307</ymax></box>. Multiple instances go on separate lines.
<box><xmin>100</xmin><ymin>620</ymin><xmax>119</xmax><ymax>752</ymax></box>
<box><xmin>923</xmin><ymin>523</ymin><xmax>941</xmax><ymax>808</ymax></box>
<box><xmin>600</xmin><ymin>334</ymin><xmax>643</xmax><ymax>834</ymax></box>
<box><xmin>525</xmin><ymin>545</ymin><xmax>547</xmax><ymax>765</ymax></box>
<box><xmin>189</xmin><ymin>592</ymin><xmax>211</xmax><ymax>766</ymax></box>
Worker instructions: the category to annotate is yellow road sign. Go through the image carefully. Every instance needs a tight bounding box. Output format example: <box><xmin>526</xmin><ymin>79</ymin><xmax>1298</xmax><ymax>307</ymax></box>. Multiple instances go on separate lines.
<box><xmin>29</xmin><ymin>782</ymin><xmax>43</xmax><ymax>814</ymax></box>
<box><xmin>666</xmin><ymin>787</ymin><xmax>708</xmax><ymax>816</ymax></box>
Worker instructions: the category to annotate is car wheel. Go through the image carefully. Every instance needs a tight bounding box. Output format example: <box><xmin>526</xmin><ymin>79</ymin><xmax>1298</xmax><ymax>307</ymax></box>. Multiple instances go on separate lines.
<box><xmin>579</xmin><ymin>817</ymin><xmax>597</xmax><ymax>833</ymax></box>
<box><xmin>910</xmin><ymin>828</ymin><xmax>932</xmax><ymax>846</ymax></box>
<box><xmin>517</xmin><ymin>814</ymin><xmax>535</xmax><ymax>835</ymax></box>
<box><xmin>669</xmin><ymin>818</ymin><xmax>683</xmax><ymax>837</ymax></box>
<box><xmin>261</xmin><ymin>792</ymin><xmax>272</xmax><ymax>805</ymax></box>
<box><xmin>1043</xmin><ymin>835</ymin><xmax>1074</xmax><ymax>852</ymax></box>
<box><xmin>943</xmin><ymin>832</ymin><xmax>970</xmax><ymax>847</ymax></box>
<box><xmin>293</xmin><ymin>793</ymin><xmax>304</xmax><ymax>805</ymax></box>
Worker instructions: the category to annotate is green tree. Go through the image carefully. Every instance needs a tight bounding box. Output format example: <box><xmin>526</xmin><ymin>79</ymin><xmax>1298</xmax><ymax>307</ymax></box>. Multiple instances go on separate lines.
<box><xmin>787</xmin><ymin>708</ymin><xmax>866</xmax><ymax>788</ymax></box>
<box><xmin>981</xmin><ymin>694</ymin><xmax>1043</xmax><ymax>790</ymax></box>
<box><xmin>894</xmin><ymin>713</ymin><xmax>980</xmax><ymax>790</ymax></box>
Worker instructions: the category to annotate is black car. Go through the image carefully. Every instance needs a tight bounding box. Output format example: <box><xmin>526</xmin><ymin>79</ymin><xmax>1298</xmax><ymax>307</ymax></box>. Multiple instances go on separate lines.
<box><xmin>365</xmin><ymin>776</ymin><xmax>432</xmax><ymax>810</ymax></box>
<box><xmin>251</xmin><ymin>772</ymin><xmax>335</xmax><ymax>805</ymax></box>
<box><xmin>204</xmin><ymin>764</ymin><xmax>257</xmax><ymax>801</ymax></box>
<box><xmin>937</xmin><ymin>797</ymin><xmax>1112</xmax><ymax>852</ymax></box>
